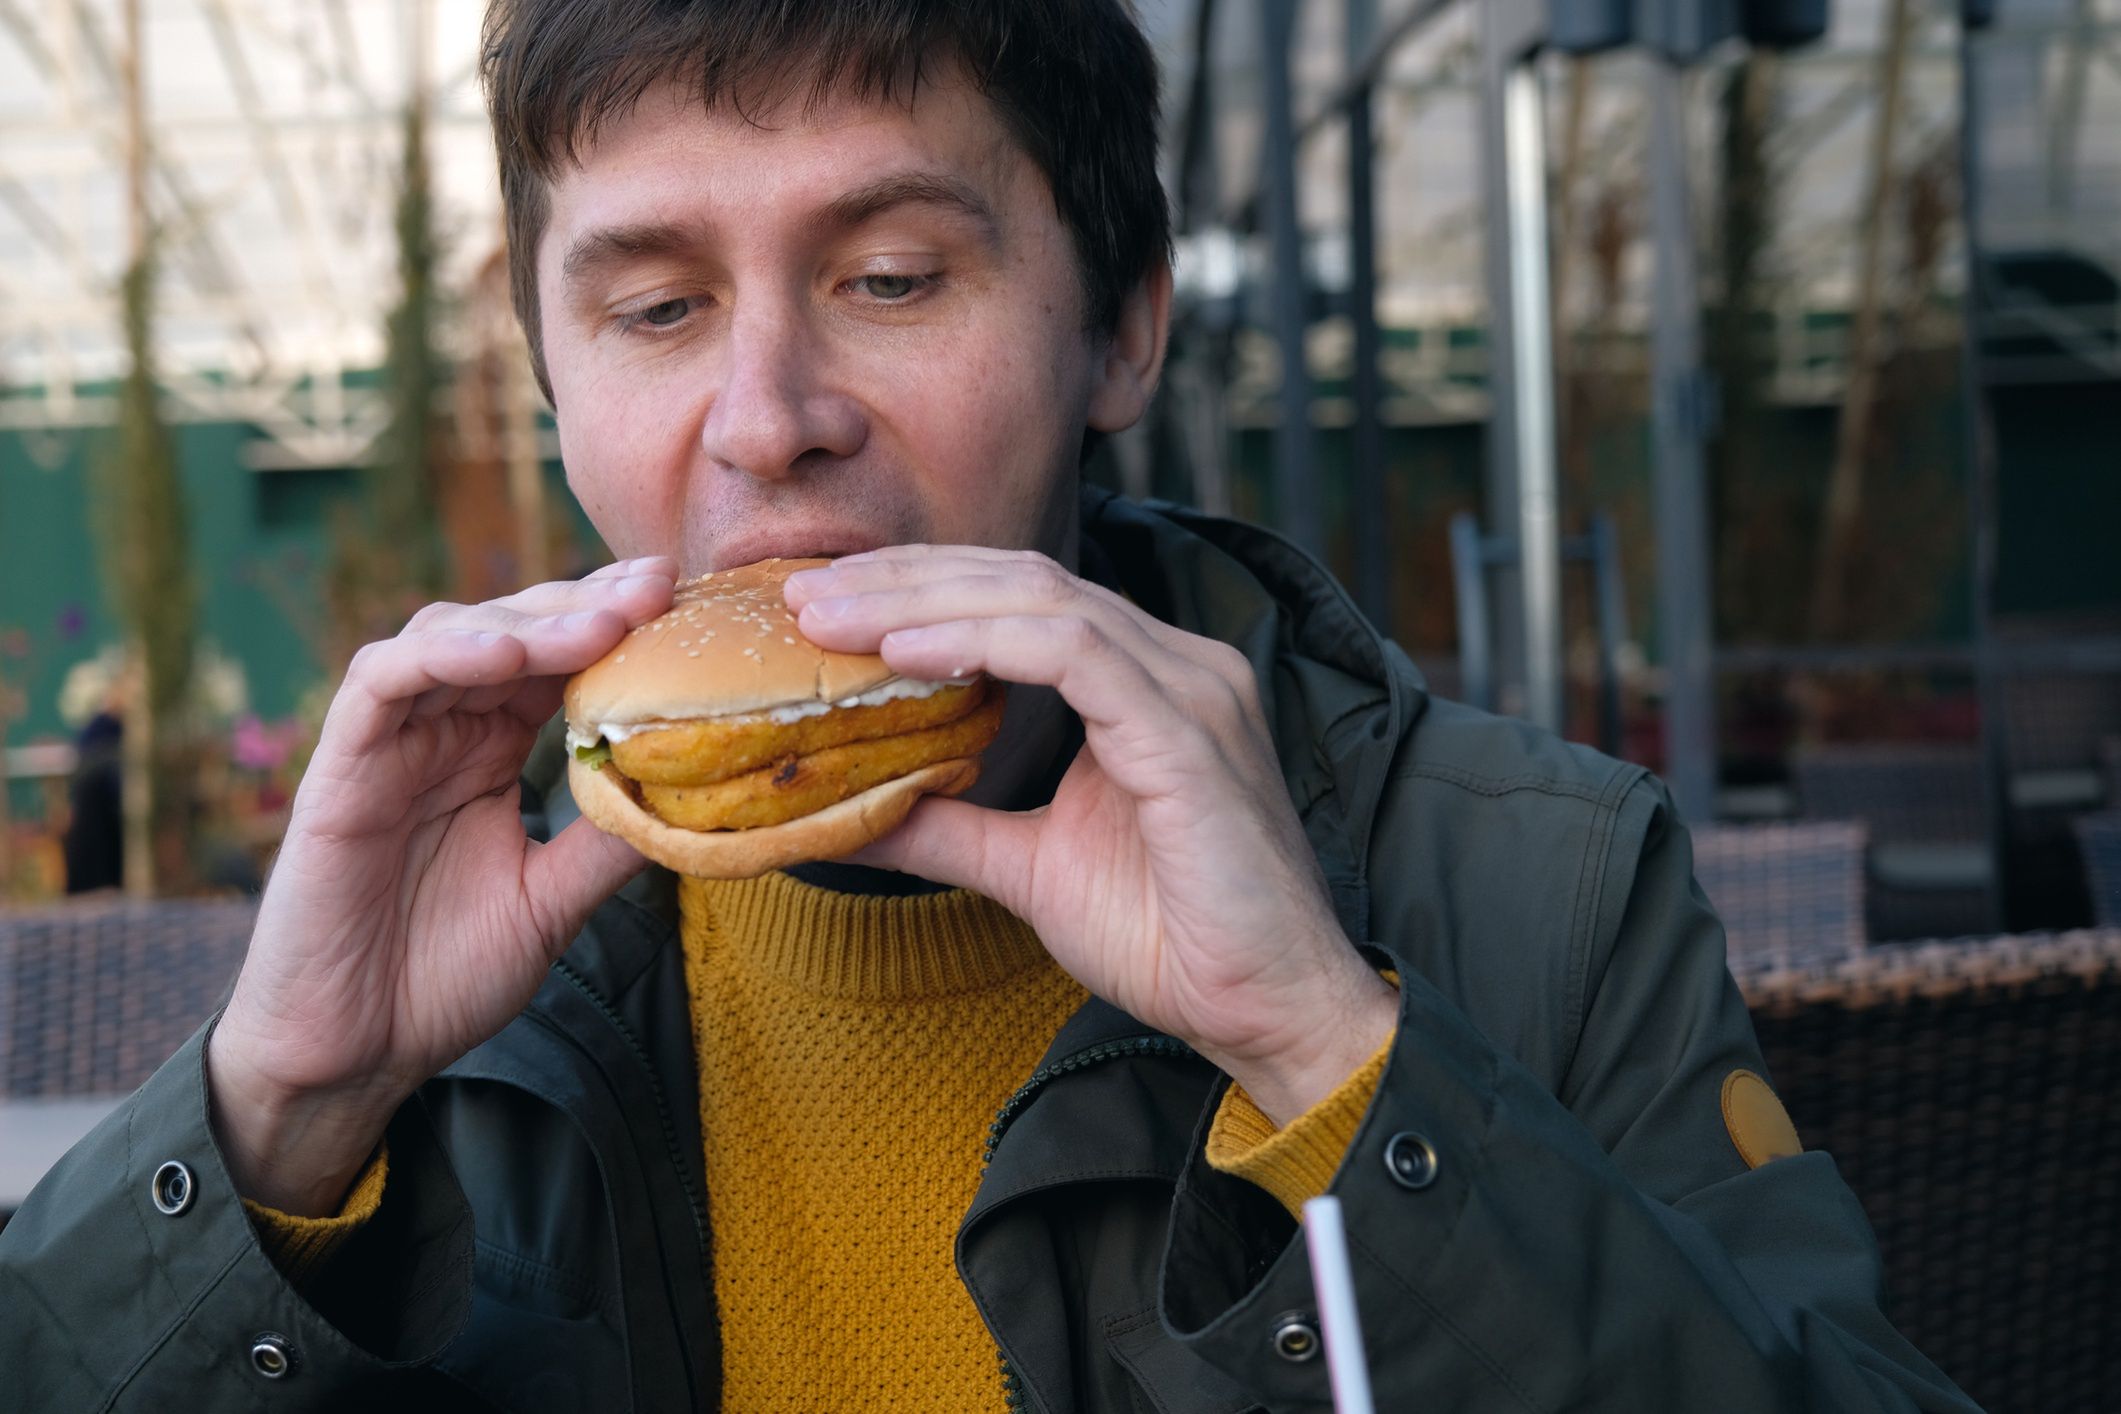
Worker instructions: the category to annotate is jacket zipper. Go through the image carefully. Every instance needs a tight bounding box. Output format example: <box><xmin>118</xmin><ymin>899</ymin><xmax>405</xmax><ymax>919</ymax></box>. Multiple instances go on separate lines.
<box><xmin>981</xmin><ymin>1035</ymin><xmax>1196</xmax><ymax>1410</ymax></box>
<box><xmin>550</xmin><ymin>957</ymin><xmax>713</xmax><ymax>1261</ymax></box>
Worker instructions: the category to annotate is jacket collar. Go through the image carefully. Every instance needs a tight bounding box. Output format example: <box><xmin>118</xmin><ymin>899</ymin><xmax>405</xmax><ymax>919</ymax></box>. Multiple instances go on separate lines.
<box><xmin>1077</xmin><ymin>486</ymin><xmax>1416</xmax><ymax>941</ymax></box>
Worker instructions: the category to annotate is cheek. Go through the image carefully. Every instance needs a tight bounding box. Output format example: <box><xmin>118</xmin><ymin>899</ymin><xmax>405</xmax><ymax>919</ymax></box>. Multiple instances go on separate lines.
<box><xmin>555</xmin><ymin>375</ymin><xmax>695</xmax><ymax>555</ymax></box>
<box><xmin>876</xmin><ymin>336</ymin><xmax>1076</xmax><ymax>530</ymax></box>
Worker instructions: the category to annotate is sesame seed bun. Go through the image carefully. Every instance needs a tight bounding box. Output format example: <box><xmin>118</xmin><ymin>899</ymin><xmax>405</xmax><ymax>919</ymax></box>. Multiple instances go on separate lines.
<box><xmin>564</xmin><ymin>559</ymin><xmax>896</xmax><ymax>726</ymax></box>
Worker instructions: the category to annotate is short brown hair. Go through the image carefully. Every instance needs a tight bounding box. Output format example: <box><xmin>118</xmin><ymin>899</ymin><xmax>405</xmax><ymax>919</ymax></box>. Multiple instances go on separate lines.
<box><xmin>481</xmin><ymin>0</ymin><xmax>1172</xmax><ymax>404</ymax></box>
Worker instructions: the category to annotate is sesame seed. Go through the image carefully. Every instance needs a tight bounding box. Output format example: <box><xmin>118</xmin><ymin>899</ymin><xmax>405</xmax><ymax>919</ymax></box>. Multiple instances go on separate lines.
<box><xmin>687</xmin><ymin>650</ymin><xmax>700</xmax><ymax>658</ymax></box>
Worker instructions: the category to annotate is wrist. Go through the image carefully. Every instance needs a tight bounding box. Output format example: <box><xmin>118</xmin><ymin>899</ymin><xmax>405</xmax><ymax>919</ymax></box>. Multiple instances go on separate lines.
<box><xmin>205</xmin><ymin>1024</ymin><xmax>402</xmax><ymax>1217</ymax></box>
<box><xmin>1205</xmin><ymin>963</ymin><xmax>1398</xmax><ymax>1129</ymax></box>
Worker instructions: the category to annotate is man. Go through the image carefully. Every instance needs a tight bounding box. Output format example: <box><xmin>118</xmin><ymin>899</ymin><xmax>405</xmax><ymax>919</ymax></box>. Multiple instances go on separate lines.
<box><xmin>2</xmin><ymin>2</ymin><xmax>1979</xmax><ymax>1410</ymax></box>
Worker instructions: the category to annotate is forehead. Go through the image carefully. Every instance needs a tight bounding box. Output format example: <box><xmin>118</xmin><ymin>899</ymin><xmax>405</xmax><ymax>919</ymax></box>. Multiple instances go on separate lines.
<box><xmin>539</xmin><ymin>74</ymin><xmax>1034</xmax><ymax>253</ymax></box>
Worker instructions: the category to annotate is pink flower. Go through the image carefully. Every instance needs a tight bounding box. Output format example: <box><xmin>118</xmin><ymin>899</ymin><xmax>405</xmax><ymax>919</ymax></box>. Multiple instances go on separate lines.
<box><xmin>231</xmin><ymin>714</ymin><xmax>303</xmax><ymax>771</ymax></box>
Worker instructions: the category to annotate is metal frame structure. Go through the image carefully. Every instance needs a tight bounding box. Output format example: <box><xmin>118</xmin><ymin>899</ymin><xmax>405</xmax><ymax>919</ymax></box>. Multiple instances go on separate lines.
<box><xmin>0</xmin><ymin>0</ymin><xmax>500</xmax><ymax>470</ymax></box>
<box><xmin>1169</xmin><ymin>0</ymin><xmax>2117</xmax><ymax>842</ymax></box>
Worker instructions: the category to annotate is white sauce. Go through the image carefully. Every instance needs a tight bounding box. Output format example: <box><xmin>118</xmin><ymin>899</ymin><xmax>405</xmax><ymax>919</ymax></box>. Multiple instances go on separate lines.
<box><xmin>567</xmin><ymin>675</ymin><xmax>971</xmax><ymax>752</ymax></box>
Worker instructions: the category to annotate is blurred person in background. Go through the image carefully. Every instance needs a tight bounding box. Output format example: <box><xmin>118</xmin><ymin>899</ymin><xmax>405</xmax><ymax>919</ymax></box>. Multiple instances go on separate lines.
<box><xmin>0</xmin><ymin>2</ymin><xmax>1980</xmax><ymax>1410</ymax></box>
<box><xmin>60</xmin><ymin>700</ymin><xmax>122</xmax><ymax>894</ymax></box>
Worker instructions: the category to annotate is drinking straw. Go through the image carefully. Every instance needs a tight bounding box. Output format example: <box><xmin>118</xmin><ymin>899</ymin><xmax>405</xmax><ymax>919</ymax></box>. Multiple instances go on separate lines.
<box><xmin>1302</xmin><ymin>1195</ymin><xmax>1377</xmax><ymax>1414</ymax></box>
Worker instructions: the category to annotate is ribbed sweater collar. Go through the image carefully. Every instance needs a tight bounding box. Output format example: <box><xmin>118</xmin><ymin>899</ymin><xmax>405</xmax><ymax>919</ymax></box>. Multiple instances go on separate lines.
<box><xmin>677</xmin><ymin>871</ymin><xmax>1051</xmax><ymax>1001</ymax></box>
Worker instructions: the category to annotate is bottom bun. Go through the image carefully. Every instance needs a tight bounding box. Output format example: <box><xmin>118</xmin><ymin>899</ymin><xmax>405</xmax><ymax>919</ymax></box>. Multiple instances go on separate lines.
<box><xmin>568</xmin><ymin>754</ymin><xmax>980</xmax><ymax>879</ymax></box>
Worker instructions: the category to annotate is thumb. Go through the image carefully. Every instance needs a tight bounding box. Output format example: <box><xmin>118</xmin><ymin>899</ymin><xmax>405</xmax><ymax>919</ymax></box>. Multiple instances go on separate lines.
<box><xmin>523</xmin><ymin>815</ymin><xmax>649</xmax><ymax>953</ymax></box>
<box><xmin>843</xmin><ymin>795</ymin><xmax>1038</xmax><ymax>911</ymax></box>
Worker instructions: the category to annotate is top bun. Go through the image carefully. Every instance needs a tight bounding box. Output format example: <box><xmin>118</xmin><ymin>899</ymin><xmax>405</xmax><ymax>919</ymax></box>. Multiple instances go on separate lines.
<box><xmin>564</xmin><ymin>558</ymin><xmax>899</xmax><ymax>726</ymax></box>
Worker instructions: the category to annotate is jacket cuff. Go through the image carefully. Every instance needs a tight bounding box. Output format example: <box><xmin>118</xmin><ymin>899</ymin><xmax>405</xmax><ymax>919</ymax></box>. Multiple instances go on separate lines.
<box><xmin>1161</xmin><ymin>963</ymin><xmax>1503</xmax><ymax>1410</ymax></box>
<box><xmin>1204</xmin><ymin>1032</ymin><xmax>1395</xmax><ymax>1215</ymax></box>
<box><xmin>0</xmin><ymin>1015</ymin><xmax>474</xmax><ymax>1405</ymax></box>
<box><xmin>244</xmin><ymin>1140</ymin><xmax>391</xmax><ymax>1285</ymax></box>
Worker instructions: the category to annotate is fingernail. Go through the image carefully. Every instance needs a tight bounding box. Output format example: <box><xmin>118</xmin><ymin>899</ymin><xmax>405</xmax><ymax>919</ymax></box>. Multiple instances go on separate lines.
<box><xmin>882</xmin><ymin>626</ymin><xmax>935</xmax><ymax>649</ymax></box>
<box><xmin>473</xmin><ymin>631</ymin><xmax>508</xmax><ymax>647</ymax></box>
<box><xmin>625</xmin><ymin>555</ymin><xmax>675</xmax><ymax>573</ymax></box>
<box><xmin>805</xmin><ymin>595</ymin><xmax>857</xmax><ymax>621</ymax></box>
<box><xmin>785</xmin><ymin>568</ymin><xmax>835</xmax><ymax>595</ymax></box>
<box><xmin>617</xmin><ymin>575</ymin><xmax>662</xmax><ymax>594</ymax></box>
<box><xmin>561</xmin><ymin>611</ymin><xmax>601</xmax><ymax>631</ymax></box>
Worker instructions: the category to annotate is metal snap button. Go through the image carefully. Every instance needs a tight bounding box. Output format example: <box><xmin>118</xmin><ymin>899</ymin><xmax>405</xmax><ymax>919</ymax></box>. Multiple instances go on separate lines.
<box><xmin>250</xmin><ymin>1333</ymin><xmax>293</xmax><ymax>1380</ymax></box>
<box><xmin>1384</xmin><ymin>1130</ymin><xmax>1439</xmax><ymax>1190</ymax></box>
<box><xmin>151</xmin><ymin>1160</ymin><xmax>196</xmax><ymax>1216</ymax></box>
<box><xmin>1271</xmin><ymin>1314</ymin><xmax>1321</xmax><ymax>1362</ymax></box>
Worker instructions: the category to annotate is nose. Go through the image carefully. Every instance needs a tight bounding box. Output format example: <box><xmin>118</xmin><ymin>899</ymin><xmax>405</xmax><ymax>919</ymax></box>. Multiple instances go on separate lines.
<box><xmin>698</xmin><ymin>304</ymin><xmax>865</xmax><ymax>480</ymax></box>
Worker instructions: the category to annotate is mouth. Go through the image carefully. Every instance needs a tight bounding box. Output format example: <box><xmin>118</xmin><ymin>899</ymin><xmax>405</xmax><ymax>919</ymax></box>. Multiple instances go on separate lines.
<box><xmin>708</xmin><ymin>531</ymin><xmax>888</xmax><ymax>574</ymax></box>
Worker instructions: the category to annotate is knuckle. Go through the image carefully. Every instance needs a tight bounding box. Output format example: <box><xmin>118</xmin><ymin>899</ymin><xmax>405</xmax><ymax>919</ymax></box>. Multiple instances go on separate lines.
<box><xmin>405</xmin><ymin>600</ymin><xmax>460</xmax><ymax>631</ymax></box>
<box><xmin>1060</xmin><ymin>615</ymin><xmax>1105</xmax><ymax>655</ymax></box>
<box><xmin>1027</xmin><ymin>562</ymin><xmax>1077</xmax><ymax>608</ymax></box>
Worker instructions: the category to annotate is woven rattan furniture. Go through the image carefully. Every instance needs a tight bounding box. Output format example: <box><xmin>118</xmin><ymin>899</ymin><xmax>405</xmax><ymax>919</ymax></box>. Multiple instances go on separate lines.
<box><xmin>0</xmin><ymin>896</ymin><xmax>255</xmax><ymax>1098</ymax></box>
<box><xmin>1739</xmin><ymin>930</ymin><xmax>2121</xmax><ymax>1414</ymax></box>
<box><xmin>1692</xmin><ymin>820</ymin><xmax>1867</xmax><ymax>969</ymax></box>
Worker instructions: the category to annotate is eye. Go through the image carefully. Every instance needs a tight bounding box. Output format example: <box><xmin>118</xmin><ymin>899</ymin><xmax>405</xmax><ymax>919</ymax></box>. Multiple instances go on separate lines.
<box><xmin>854</xmin><ymin>273</ymin><xmax>929</xmax><ymax>302</ymax></box>
<box><xmin>637</xmin><ymin>297</ymin><xmax>691</xmax><ymax>327</ymax></box>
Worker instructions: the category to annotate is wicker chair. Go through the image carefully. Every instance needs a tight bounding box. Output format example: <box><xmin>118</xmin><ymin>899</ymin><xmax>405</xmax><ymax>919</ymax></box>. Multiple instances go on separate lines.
<box><xmin>0</xmin><ymin>897</ymin><xmax>256</xmax><ymax>1098</ymax></box>
<box><xmin>1791</xmin><ymin>744</ymin><xmax>1998</xmax><ymax>940</ymax></box>
<box><xmin>1691</xmin><ymin>820</ymin><xmax>1868</xmax><ymax>969</ymax></box>
<box><xmin>1739</xmin><ymin>931</ymin><xmax>2121</xmax><ymax>1414</ymax></box>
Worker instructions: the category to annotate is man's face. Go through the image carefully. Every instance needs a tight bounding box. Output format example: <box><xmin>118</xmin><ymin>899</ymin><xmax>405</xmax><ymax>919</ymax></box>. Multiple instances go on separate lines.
<box><xmin>537</xmin><ymin>74</ymin><xmax>1155</xmax><ymax>575</ymax></box>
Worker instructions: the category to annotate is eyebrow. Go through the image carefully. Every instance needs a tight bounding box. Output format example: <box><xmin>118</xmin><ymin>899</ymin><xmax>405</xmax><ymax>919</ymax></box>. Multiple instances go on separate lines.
<box><xmin>818</xmin><ymin>172</ymin><xmax>1000</xmax><ymax>240</ymax></box>
<box><xmin>562</xmin><ymin>217</ymin><xmax>717</xmax><ymax>294</ymax></box>
<box><xmin>559</xmin><ymin>171</ymin><xmax>1001</xmax><ymax>297</ymax></box>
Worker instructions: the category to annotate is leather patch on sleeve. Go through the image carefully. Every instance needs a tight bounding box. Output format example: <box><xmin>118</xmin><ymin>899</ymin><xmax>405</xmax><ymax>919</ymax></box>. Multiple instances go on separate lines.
<box><xmin>1721</xmin><ymin>1070</ymin><xmax>1803</xmax><ymax>1169</ymax></box>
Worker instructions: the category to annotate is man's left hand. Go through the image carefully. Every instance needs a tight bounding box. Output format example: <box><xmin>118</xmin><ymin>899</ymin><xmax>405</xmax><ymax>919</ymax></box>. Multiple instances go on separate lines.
<box><xmin>786</xmin><ymin>547</ymin><xmax>1397</xmax><ymax>1124</ymax></box>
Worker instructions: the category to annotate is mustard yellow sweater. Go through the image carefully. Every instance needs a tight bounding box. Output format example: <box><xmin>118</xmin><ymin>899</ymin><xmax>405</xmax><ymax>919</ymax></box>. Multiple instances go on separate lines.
<box><xmin>247</xmin><ymin>874</ymin><xmax>1391</xmax><ymax>1409</ymax></box>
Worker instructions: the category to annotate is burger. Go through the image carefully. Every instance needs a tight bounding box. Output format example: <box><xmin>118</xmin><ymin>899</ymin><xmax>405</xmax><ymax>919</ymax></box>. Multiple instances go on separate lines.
<box><xmin>564</xmin><ymin>558</ymin><xmax>1004</xmax><ymax>878</ymax></box>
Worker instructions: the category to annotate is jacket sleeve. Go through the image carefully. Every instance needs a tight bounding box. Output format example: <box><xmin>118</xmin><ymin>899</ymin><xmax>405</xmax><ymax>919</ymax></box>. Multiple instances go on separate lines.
<box><xmin>1159</xmin><ymin>777</ymin><xmax>1983</xmax><ymax>1413</ymax></box>
<box><xmin>0</xmin><ymin>1017</ymin><xmax>477</xmax><ymax>1410</ymax></box>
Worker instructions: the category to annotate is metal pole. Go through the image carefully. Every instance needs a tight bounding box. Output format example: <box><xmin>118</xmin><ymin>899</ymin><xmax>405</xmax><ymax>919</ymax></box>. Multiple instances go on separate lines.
<box><xmin>1959</xmin><ymin>6</ymin><xmax>2008</xmax><ymax>930</ymax></box>
<box><xmin>1346</xmin><ymin>0</ymin><xmax>1389</xmax><ymax>631</ymax></box>
<box><xmin>1500</xmin><ymin>54</ymin><xmax>1564</xmax><ymax>734</ymax></box>
<box><xmin>1477</xmin><ymin>0</ymin><xmax>1543</xmax><ymax>718</ymax></box>
<box><xmin>1650</xmin><ymin>59</ymin><xmax>1717</xmax><ymax>823</ymax></box>
<box><xmin>1262</xmin><ymin>0</ymin><xmax>1322</xmax><ymax>556</ymax></box>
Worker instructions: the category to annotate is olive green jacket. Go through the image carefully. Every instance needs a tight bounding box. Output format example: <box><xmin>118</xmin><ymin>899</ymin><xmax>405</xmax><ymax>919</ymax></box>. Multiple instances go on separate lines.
<box><xmin>1</xmin><ymin>489</ymin><xmax>1979</xmax><ymax>1412</ymax></box>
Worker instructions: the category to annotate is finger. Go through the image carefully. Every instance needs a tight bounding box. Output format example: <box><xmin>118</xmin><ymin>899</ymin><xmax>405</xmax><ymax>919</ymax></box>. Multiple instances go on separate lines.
<box><xmin>872</xmin><ymin>613</ymin><xmax>1182</xmax><ymax>739</ymax></box>
<box><xmin>330</xmin><ymin>613</ymin><xmax>626</xmax><ymax>752</ymax></box>
<box><xmin>788</xmin><ymin>553</ymin><xmax>1210</xmax><ymax>667</ymax></box>
<box><xmin>832</xmin><ymin>543</ymin><xmax>1026</xmax><ymax>567</ymax></box>
<box><xmin>406</xmin><ymin>671</ymin><xmax>551</xmax><ymax>723</ymax></box>
<box><xmin>487</xmin><ymin>560</ymin><xmax>676</xmax><ymax>619</ymax></box>
<box><xmin>785</xmin><ymin>549</ymin><xmax>1003</xmax><ymax>610</ymax></box>
<box><xmin>840</xmin><ymin>793</ymin><xmax>1039</xmax><ymax>913</ymax></box>
<box><xmin>413</xmin><ymin>569</ymin><xmax>672</xmax><ymax>631</ymax></box>
<box><xmin>521</xmin><ymin>815</ymin><xmax>650</xmax><ymax>957</ymax></box>
<box><xmin>796</xmin><ymin>567</ymin><xmax>1169</xmax><ymax>664</ymax></box>
<box><xmin>406</xmin><ymin>684</ymin><xmax>465</xmax><ymax>722</ymax></box>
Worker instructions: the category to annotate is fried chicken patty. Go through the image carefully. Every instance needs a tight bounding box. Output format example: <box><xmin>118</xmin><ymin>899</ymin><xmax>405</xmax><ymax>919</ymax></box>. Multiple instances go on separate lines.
<box><xmin>607</xmin><ymin>680</ymin><xmax>987</xmax><ymax>787</ymax></box>
<box><xmin>631</xmin><ymin>687</ymin><xmax>1007</xmax><ymax>831</ymax></box>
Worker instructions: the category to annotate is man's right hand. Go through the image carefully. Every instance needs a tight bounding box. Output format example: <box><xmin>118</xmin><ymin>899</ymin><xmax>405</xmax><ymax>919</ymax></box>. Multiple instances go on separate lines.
<box><xmin>205</xmin><ymin>558</ymin><xmax>677</xmax><ymax>1216</ymax></box>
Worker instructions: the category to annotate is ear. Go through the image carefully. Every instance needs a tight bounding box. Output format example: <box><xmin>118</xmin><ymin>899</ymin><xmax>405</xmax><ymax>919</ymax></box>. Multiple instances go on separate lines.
<box><xmin>1086</xmin><ymin>261</ymin><xmax>1173</xmax><ymax>434</ymax></box>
